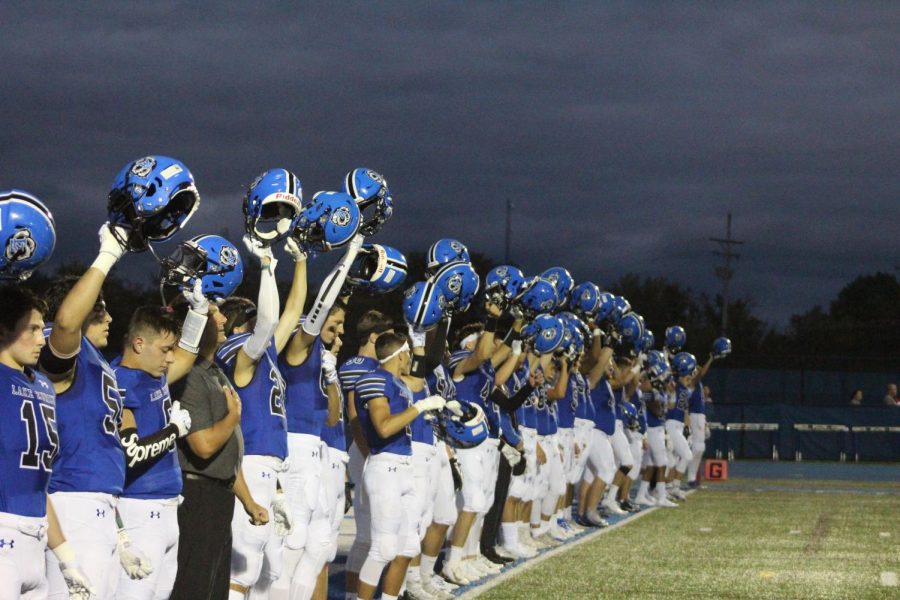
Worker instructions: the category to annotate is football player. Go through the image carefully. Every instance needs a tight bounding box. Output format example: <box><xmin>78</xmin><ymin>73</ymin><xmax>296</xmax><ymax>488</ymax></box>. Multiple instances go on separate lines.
<box><xmin>354</xmin><ymin>332</ymin><xmax>446</xmax><ymax>600</ymax></box>
<box><xmin>0</xmin><ymin>286</ymin><xmax>93</xmax><ymax>599</ymax></box>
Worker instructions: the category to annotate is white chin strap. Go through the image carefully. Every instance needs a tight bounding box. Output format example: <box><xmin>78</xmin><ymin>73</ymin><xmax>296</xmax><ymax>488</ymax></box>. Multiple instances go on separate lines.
<box><xmin>380</xmin><ymin>342</ymin><xmax>410</xmax><ymax>364</ymax></box>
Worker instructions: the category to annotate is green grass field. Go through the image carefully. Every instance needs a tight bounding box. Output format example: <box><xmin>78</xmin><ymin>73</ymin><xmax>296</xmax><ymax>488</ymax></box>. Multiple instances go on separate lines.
<box><xmin>481</xmin><ymin>478</ymin><xmax>900</xmax><ymax>599</ymax></box>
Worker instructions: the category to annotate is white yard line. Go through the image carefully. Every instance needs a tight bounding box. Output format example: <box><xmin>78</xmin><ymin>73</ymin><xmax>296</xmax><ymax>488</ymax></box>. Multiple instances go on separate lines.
<box><xmin>457</xmin><ymin>493</ymin><xmax>695</xmax><ymax>599</ymax></box>
<box><xmin>879</xmin><ymin>532</ymin><xmax>891</xmax><ymax>538</ymax></box>
<box><xmin>880</xmin><ymin>571</ymin><xmax>898</xmax><ymax>587</ymax></box>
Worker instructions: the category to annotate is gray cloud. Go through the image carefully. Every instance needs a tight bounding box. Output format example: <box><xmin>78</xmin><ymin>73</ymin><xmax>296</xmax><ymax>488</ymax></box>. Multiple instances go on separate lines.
<box><xmin>1</xmin><ymin>1</ymin><xmax>897</xmax><ymax>326</ymax></box>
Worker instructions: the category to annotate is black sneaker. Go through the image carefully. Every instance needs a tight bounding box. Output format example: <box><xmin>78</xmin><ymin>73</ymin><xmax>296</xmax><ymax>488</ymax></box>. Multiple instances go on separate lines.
<box><xmin>482</xmin><ymin>548</ymin><xmax>514</xmax><ymax>565</ymax></box>
<box><xmin>620</xmin><ymin>499</ymin><xmax>639</xmax><ymax>512</ymax></box>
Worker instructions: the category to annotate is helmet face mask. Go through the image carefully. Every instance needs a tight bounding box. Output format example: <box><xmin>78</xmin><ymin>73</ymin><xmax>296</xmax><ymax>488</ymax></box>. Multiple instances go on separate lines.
<box><xmin>347</xmin><ymin>244</ymin><xmax>408</xmax><ymax>294</ymax></box>
<box><xmin>160</xmin><ymin>235</ymin><xmax>243</xmax><ymax>301</ymax></box>
<box><xmin>441</xmin><ymin>402</ymin><xmax>488</xmax><ymax>449</ymax></box>
<box><xmin>343</xmin><ymin>168</ymin><xmax>393</xmax><ymax>236</ymax></box>
<box><xmin>292</xmin><ymin>191</ymin><xmax>361</xmax><ymax>253</ymax></box>
<box><xmin>243</xmin><ymin>169</ymin><xmax>302</xmax><ymax>245</ymax></box>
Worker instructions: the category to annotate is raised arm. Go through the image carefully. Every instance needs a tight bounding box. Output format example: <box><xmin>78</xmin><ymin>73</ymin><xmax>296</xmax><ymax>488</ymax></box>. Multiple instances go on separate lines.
<box><xmin>273</xmin><ymin>240</ymin><xmax>308</xmax><ymax>354</ymax></box>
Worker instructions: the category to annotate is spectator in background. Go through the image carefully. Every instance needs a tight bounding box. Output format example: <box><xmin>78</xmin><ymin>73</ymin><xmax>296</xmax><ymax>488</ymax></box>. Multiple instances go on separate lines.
<box><xmin>849</xmin><ymin>389</ymin><xmax>863</xmax><ymax>406</ymax></box>
<box><xmin>884</xmin><ymin>383</ymin><xmax>899</xmax><ymax>407</ymax></box>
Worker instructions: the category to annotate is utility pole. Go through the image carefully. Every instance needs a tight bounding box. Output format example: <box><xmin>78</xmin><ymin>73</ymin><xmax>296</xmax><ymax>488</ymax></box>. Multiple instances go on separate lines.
<box><xmin>504</xmin><ymin>199</ymin><xmax>513</xmax><ymax>263</ymax></box>
<box><xmin>710</xmin><ymin>213</ymin><xmax>744</xmax><ymax>335</ymax></box>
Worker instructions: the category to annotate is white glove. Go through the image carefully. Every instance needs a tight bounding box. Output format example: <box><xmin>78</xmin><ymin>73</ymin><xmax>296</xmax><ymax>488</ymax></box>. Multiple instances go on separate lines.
<box><xmin>414</xmin><ymin>395</ymin><xmax>446</xmax><ymax>414</ymax></box>
<box><xmin>284</xmin><ymin>237</ymin><xmax>307</xmax><ymax>263</ymax></box>
<box><xmin>272</xmin><ymin>491</ymin><xmax>293</xmax><ymax>536</ymax></box>
<box><xmin>322</xmin><ymin>350</ymin><xmax>338</xmax><ymax>385</ymax></box>
<box><xmin>117</xmin><ymin>528</ymin><xmax>153</xmax><ymax>580</ymax></box>
<box><xmin>98</xmin><ymin>223</ymin><xmax>128</xmax><ymax>260</ymax></box>
<box><xmin>243</xmin><ymin>235</ymin><xmax>277</xmax><ymax>271</ymax></box>
<box><xmin>501</xmin><ymin>442</ymin><xmax>522</xmax><ymax>467</ymax></box>
<box><xmin>169</xmin><ymin>401</ymin><xmax>192</xmax><ymax>437</ymax></box>
<box><xmin>53</xmin><ymin>542</ymin><xmax>97</xmax><ymax>600</ymax></box>
<box><xmin>511</xmin><ymin>339</ymin><xmax>523</xmax><ymax>356</ymax></box>
<box><xmin>182</xmin><ymin>278</ymin><xmax>209</xmax><ymax>315</ymax></box>
<box><xmin>407</xmin><ymin>324</ymin><xmax>426</xmax><ymax>350</ymax></box>
<box><xmin>445</xmin><ymin>399</ymin><xmax>464</xmax><ymax>417</ymax></box>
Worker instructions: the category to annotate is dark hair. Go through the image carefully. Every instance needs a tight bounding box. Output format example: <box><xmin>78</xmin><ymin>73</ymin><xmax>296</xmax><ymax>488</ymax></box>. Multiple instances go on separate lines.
<box><xmin>375</xmin><ymin>331</ymin><xmax>407</xmax><ymax>362</ymax></box>
<box><xmin>45</xmin><ymin>274</ymin><xmax>104</xmax><ymax>321</ymax></box>
<box><xmin>329</xmin><ymin>299</ymin><xmax>349</xmax><ymax>316</ymax></box>
<box><xmin>453</xmin><ymin>322</ymin><xmax>484</xmax><ymax>348</ymax></box>
<box><xmin>219</xmin><ymin>297</ymin><xmax>257</xmax><ymax>337</ymax></box>
<box><xmin>0</xmin><ymin>285</ymin><xmax>47</xmax><ymax>333</ymax></box>
<box><xmin>127</xmin><ymin>306</ymin><xmax>181</xmax><ymax>342</ymax></box>
<box><xmin>356</xmin><ymin>309</ymin><xmax>394</xmax><ymax>346</ymax></box>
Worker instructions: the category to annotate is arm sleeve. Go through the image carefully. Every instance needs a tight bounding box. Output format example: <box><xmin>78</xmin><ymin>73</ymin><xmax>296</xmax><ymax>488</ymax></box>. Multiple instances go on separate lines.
<box><xmin>489</xmin><ymin>383</ymin><xmax>534</xmax><ymax>413</ymax></box>
<box><xmin>302</xmin><ymin>244</ymin><xmax>360</xmax><ymax>337</ymax></box>
<box><xmin>38</xmin><ymin>339</ymin><xmax>79</xmax><ymax>377</ymax></box>
<box><xmin>424</xmin><ymin>319</ymin><xmax>451</xmax><ymax>371</ymax></box>
<box><xmin>119</xmin><ymin>424</ymin><xmax>179</xmax><ymax>469</ymax></box>
<box><xmin>499</xmin><ymin>411</ymin><xmax>522</xmax><ymax>447</ymax></box>
<box><xmin>244</xmin><ymin>265</ymin><xmax>279</xmax><ymax>361</ymax></box>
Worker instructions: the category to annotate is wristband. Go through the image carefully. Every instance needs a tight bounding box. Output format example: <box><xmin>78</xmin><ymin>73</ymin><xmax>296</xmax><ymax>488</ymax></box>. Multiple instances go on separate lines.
<box><xmin>409</xmin><ymin>355</ymin><xmax>428</xmax><ymax>378</ymax></box>
<box><xmin>91</xmin><ymin>252</ymin><xmax>118</xmax><ymax>276</ymax></box>
<box><xmin>178</xmin><ymin>308</ymin><xmax>208</xmax><ymax>354</ymax></box>
<box><xmin>52</xmin><ymin>541</ymin><xmax>77</xmax><ymax>563</ymax></box>
<box><xmin>484</xmin><ymin>317</ymin><xmax>499</xmax><ymax>333</ymax></box>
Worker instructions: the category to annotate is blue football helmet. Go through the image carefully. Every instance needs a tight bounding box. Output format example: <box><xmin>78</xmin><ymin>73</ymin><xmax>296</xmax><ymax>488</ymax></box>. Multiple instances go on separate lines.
<box><xmin>347</xmin><ymin>244</ymin><xmax>408</xmax><ymax>294</ymax></box>
<box><xmin>342</xmin><ymin>168</ymin><xmax>393</xmax><ymax>236</ymax></box>
<box><xmin>646</xmin><ymin>349</ymin><xmax>668</xmax><ymax>369</ymax></box>
<box><xmin>514</xmin><ymin>277</ymin><xmax>557</xmax><ymax>318</ymax></box>
<box><xmin>612</xmin><ymin>296</ymin><xmax>631</xmax><ymax>320</ymax></box>
<box><xmin>484</xmin><ymin>265</ymin><xmax>525</xmax><ymax>308</ymax></box>
<box><xmin>108</xmin><ymin>156</ymin><xmax>200</xmax><ymax>252</ymax></box>
<box><xmin>426</xmin><ymin>239</ymin><xmax>470</xmax><ymax>274</ymax></box>
<box><xmin>622</xmin><ymin>401</ymin><xmax>640</xmax><ymax>431</ymax></box>
<box><xmin>402</xmin><ymin>280</ymin><xmax>445</xmax><ymax>331</ymax></box>
<box><xmin>618</xmin><ymin>312</ymin><xmax>645</xmax><ymax>348</ymax></box>
<box><xmin>522</xmin><ymin>313</ymin><xmax>566</xmax><ymax>355</ymax></box>
<box><xmin>541</xmin><ymin>267</ymin><xmax>574</xmax><ymax>308</ymax></box>
<box><xmin>712</xmin><ymin>336</ymin><xmax>733</xmax><ymax>359</ymax></box>
<box><xmin>594</xmin><ymin>292</ymin><xmax>618</xmax><ymax>324</ymax></box>
<box><xmin>160</xmin><ymin>234</ymin><xmax>243</xmax><ymax>301</ymax></box>
<box><xmin>0</xmin><ymin>189</ymin><xmax>56</xmax><ymax>281</ymax></box>
<box><xmin>665</xmin><ymin>326</ymin><xmax>687</xmax><ymax>352</ymax></box>
<box><xmin>672</xmin><ymin>352</ymin><xmax>698</xmax><ymax>378</ymax></box>
<box><xmin>292</xmin><ymin>191</ymin><xmax>361</xmax><ymax>253</ymax></box>
<box><xmin>243</xmin><ymin>168</ymin><xmax>303</xmax><ymax>245</ymax></box>
<box><xmin>442</xmin><ymin>402</ymin><xmax>489</xmax><ymax>449</ymax></box>
<box><xmin>431</xmin><ymin>261</ymin><xmax>479</xmax><ymax>314</ymax></box>
<box><xmin>635</xmin><ymin>329</ymin><xmax>655</xmax><ymax>353</ymax></box>
<box><xmin>569</xmin><ymin>281</ymin><xmax>601</xmax><ymax>317</ymax></box>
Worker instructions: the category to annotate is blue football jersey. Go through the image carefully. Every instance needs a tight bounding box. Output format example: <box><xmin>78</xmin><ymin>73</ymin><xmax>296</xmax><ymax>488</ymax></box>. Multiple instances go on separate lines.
<box><xmin>688</xmin><ymin>379</ymin><xmax>705</xmax><ymax>414</ymax></box>
<box><xmin>556</xmin><ymin>373</ymin><xmax>578</xmax><ymax>429</ymax></box>
<box><xmin>425</xmin><ymin>363</ymin><xmax>457</xmax><ymax>403</ymax></box>
<box><xmin>0</xmin><ymin>364</ymin><xmax>57</xmax><ymax>517</ymax></box>
<box><xmin>113</xmin><ymin>362</ymin><xmax>181</xmax><ymax>499</ymax></box>
<box><xmin>408</xmin><ymin>386</ymin><xmax>435</xmax><ymax>445</ymax></box>
<box><xmin>216</xmin><ymin>333</ymin><xmax>287</xmax><ymax>459</ymax></box>
<box><xmin>590</xmin><ymin>376</ymin><xmax>616</xmax><ymax>435</ymax></box>
<box><xmin>645</xmin><ymin>389</ymin><xmax>666</xmax><ymax>428</ymax></box>
<box><xmin>447</xmin><ymin>350</ymin><xmax>499</xmax><ymax>438</ymax></box>
<box><xmin>669</xmin><ymin>382</ymin><xmax>691</xmax><ymax>421</ymax></box>
<box><xmin>633</xmin><ymin>389</ymin><xmax>648</xmax><ymax>434</ymax></box>
<box><xmin>355</xmin><ymin>368</ymin><xmax>413</xmax><ymax>456</ymax></box>
<box><xmin>46</xmin><ymin>334</ymin><xmax>125</xmax><ymax>495</ymax></box>
<box><xmin>280</xmin><ymin>335</ymin><xmax>328</xmax><ymax>436</ymax></box>
<box><xmin>573</xmin><ymin>372</ymin><xmax>594</xmax><ymax>421</ymax></box>
<box><xmin>614</xmin><ymin>387</ymin><xmax>626</xmax><ymax>422</ymax></box>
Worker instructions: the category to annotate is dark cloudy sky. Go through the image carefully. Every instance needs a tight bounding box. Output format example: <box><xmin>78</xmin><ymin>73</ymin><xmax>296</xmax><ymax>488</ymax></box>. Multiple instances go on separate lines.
<box><xmin>2</xmin><ymin>2</ymin><xmax>897</xmax><ymax>326</ymax></box>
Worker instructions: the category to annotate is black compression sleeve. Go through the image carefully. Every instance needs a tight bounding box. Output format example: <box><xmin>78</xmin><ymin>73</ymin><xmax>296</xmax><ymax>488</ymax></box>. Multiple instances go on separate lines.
<box><xmin>119</xmin><ymin>424</ymin><xmax>179</xmax><ymax>469</ymax></box>
<box><xmin>425</xmin><ymin>319</ymin><xmax>451</xmax><ymax>371</ymax></box>
<box><xmin>38</xmin><ymin>344</ymin><xmax>77</xmax><ymax>377</ymax></box>
<box><xmin>490</xmin><ymin>383</ymin><xmax>534</xmax><ymax>412</ymax></box>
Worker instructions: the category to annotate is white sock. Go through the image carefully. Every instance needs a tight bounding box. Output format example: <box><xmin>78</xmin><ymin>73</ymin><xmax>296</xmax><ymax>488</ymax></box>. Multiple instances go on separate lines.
<box><xmin>672</xmin><ymin>479</ymin><xmax>682</xmax><ymax>491</ymax></box>
<box><xmin>407</xmin><ymin>567</ymin><xmax>420</xmax><ymax>583</ymax></box>
<box><xmin>382</xmin><ymin>595</ymin><xmax>398</xmax><ymax>600</ymax></box>
<box><xmin>420</xmin><ymin>554</ymin><xmax>438</xmax><ymax>578</ymax></box>
<box><xmin>501</xmin><ymin>523</ymin><xmax>520</xmax><ymax>548</ymax></box>
<box><xmin>655</xmin><ymin>483</ymin><xmax>667</xmax><ymax>499</ymax></box>
<box><xmin>638</xmin><ymin>480</ymin><xmax>650</xmax><ymax>496</ymax></box>
<box><xmin>228</xmin><ymin>591</ymin><xmax>245</xmax><ymax>600</ymax></box>
<box><xmin>607</xmin><ymin>485</ymin><xmax>619</xmax><ymax>502</ymax></box>
<box><xmin>448</xmin><ymin>545</ymin><xmax>464</xmax><ymax>564</ymax></box>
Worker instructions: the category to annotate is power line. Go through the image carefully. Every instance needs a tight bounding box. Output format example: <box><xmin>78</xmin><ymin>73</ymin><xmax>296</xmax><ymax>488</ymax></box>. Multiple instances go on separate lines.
<box><xmin>710</xmin><ymin>213</ymin><xmax>744</xmax><ymax>335</ymax></box>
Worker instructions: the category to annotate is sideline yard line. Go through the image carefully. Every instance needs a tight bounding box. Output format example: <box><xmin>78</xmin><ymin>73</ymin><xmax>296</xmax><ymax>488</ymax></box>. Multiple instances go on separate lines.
<box><xmin>457</xmin><ymin>493</ymin><xmax>694</xmax><ymax>599</ymax></box>
<box><xmin>880</xmin><ymin>571</ymin><xmax>897</xmax><ymax>587</ymax></box>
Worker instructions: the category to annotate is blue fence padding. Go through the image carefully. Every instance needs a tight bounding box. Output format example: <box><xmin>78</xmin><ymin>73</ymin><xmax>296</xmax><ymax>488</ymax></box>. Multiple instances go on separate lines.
<box><xmin>704</xmin><ymin>404</ymin><xmax>900</xmax><ymax>461</ymax></box>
